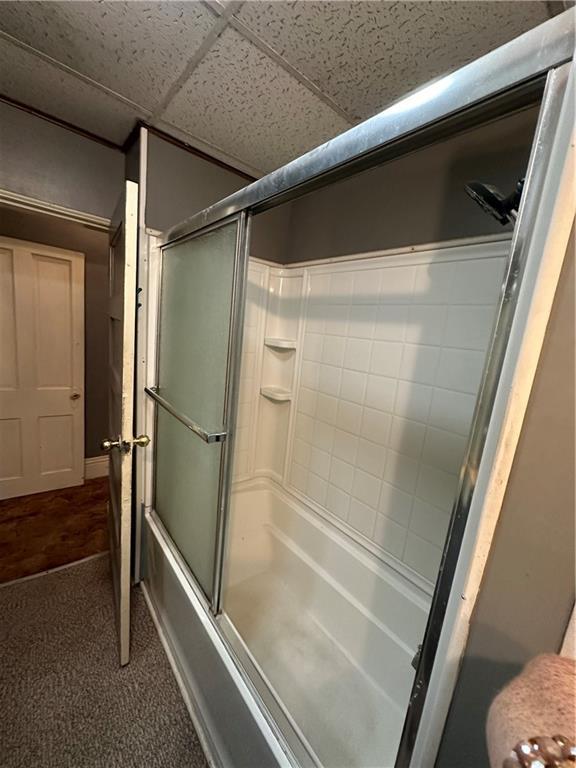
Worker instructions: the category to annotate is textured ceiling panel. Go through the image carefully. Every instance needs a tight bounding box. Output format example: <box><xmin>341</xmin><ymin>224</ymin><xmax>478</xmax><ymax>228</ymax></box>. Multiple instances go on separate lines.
<box><xmin>163</xmin><ymin>27</ymin><xmax>351</xmax><ymax>173</ymax></box>
<box><xmin>234</xmin><ymin>1</ymin><xmax>551</xmax><ymax>120</ymax></box>
<box><xmin>0</xmin><ymin>38</ymin><xmax>142</xmax><ymax>143</ymax></box>
<box><xmin>0</xmin><ymin>1</ymin><xmax>216</xmax><ymax>111</ymax></box>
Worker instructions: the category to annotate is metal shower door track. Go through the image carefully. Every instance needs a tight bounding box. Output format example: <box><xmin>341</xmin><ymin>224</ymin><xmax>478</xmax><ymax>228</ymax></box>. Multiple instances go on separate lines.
<box><xmin>162</xmin><ymin>10</ymin><xmax>574</xmax><ymax>246</ymax></box>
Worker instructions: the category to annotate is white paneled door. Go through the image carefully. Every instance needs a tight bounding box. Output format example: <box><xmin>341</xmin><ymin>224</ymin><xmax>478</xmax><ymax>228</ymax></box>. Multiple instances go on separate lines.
<box><xmin>0</xmin><ymin>236</ymin><xmax>84</xmax><ymax>500</ymax></box>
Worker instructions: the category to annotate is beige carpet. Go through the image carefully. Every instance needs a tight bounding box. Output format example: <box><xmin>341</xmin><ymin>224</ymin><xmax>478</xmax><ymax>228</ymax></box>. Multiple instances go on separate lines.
<box><xmin>0</xmin><ymin>555</ymin><xmax>208</xmax><ymax>768</ymax></box>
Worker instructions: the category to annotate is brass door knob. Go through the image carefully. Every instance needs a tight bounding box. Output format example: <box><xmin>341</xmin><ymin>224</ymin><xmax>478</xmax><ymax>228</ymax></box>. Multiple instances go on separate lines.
<box><xmin>132</xmin><ymin>434</ymin><xmax>150</xmax><ymax>448</ymax></box>
<box><xmin>101</xmin><ymin>438</ymin><xmax>121</xmax><ymax>452</ymax></box>
<box><xmin>70</xmin><ymin>392</ymin><xmax>81</xmax><ymax>401</ymax></box>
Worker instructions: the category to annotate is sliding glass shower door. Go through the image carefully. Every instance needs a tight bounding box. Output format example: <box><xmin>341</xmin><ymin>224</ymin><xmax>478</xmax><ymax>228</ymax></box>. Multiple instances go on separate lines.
<box><xmin>147</xmin><ymin>215</ymin><xmax>248</xmax><ymax>604</ymax></box>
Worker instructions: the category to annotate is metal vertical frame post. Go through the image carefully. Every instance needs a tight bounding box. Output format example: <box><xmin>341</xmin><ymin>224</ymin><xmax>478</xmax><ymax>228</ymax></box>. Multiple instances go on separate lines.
<box><xmin>398</xmin><ymin>60</ymin><xmax>574</xmax><ymax>767</ymax></box>
<box><xmin>212</xmin><ymin>211</ymin><xmax>251</xmax><ymax>612</ymax></box>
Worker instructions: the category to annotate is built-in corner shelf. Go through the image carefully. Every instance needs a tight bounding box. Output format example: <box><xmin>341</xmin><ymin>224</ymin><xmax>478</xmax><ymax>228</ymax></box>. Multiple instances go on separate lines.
<box><xmin>264</xmin><ymin>337</ymin><xmax>297</xmax><ymax>350</ymax></box>
<box><xmin>260</xmin><ymin>386</ymin><xmax>292</xmax><ymax>403</ymax></box>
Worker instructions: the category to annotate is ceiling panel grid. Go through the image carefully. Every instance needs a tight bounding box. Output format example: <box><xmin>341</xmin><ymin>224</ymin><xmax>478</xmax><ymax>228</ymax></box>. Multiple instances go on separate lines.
<box><xmin>0</xmin><ymin>1</ymin><xmax>557</xmax><ymax>173</ymax></box>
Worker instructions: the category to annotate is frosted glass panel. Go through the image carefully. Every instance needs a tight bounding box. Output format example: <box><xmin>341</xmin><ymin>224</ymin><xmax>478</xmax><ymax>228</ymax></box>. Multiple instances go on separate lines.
<box><xmin>154</xmin><ymin>220</ymin><xmax>239</xmax><ymax>600</ymax></box>
<box><xmin>158</xmin><ymin>222</ymin><xmax>237</xmax><ymax>428</ymax></box>
<box><xmin>155</xmin><ymin>408</ymin><xmax>222</xmax><ymax>597</ymax></box>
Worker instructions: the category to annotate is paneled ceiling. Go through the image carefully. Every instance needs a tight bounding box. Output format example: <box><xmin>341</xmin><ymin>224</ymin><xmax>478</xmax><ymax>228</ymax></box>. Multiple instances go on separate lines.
<box><xmin>0</xmin><ymin>1</ymin><xmax>559</xmax><ymax>175</ymax></box>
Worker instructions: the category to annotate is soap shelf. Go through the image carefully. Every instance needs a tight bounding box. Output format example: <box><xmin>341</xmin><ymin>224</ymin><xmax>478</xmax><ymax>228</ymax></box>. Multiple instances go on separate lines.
<box><xmin>264</xmin><ymin>337</ymin><xmax>297</xmax><ymax>350</ymax></box>
<box><xmin>260</xmin><ymin>386</ymin><xmax>292</xmax><ymax>402</ymax></box>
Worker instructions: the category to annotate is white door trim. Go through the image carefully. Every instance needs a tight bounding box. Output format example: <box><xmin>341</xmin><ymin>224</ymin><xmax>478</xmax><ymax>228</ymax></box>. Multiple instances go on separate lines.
<box><xmin>0</xmin><ymin>188</ymin><xmax>110</xmax><ymax>231</ymax></box>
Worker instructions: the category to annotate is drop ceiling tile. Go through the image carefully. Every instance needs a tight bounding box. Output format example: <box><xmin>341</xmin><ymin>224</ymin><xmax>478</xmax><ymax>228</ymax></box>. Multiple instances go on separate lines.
<box><xmin>0</xmin><ymin>38</ymin><xmax>142</xmax><ymax>143</ymax></box>
<box><xmin>234</xmin><ymin>1</ymin><xmax>551</xmax><ymax>120</ymax></box>
<box><xmin>0</xmin><ymin>1</ymin><xmax>216</xmax><ymax>111</ymax></box>
<box><xmin>163</xmin><ymin>27</ymin><xmax>351</xmax><ymax>173</ymax></box>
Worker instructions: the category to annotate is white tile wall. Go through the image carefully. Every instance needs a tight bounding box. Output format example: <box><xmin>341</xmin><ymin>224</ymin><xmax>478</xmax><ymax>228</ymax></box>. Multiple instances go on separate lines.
<box><xmin>288</xmin><ymin>249</ymin><xmax>507</xmax><ymax>584</ymax></box>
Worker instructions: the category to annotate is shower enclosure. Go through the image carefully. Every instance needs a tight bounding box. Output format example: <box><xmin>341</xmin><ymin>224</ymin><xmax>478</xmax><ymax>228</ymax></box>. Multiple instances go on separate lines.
<box><xmin>123</xmin><ymin>13</ymin><xmax>574</xmax><ymax>768</ymax></box>
<box><xmin>220</xmin><ymin>237</ymin><xmax>511</xmax><ymax>768</ymax></box>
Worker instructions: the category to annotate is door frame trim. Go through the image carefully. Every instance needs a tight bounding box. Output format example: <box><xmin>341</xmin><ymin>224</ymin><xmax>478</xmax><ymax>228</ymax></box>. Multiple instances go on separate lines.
<box><xmin>133</xmin><ymin>125</ymin><xmax>149</xmax><ymax>584</ymax></box>
<box><xmin>0</xmin><ymin>188</ymin><xmax>110</xmax><ymax>230</ymax></box>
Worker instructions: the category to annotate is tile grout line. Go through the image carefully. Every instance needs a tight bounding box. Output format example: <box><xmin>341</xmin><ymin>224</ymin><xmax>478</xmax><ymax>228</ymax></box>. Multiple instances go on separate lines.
<box><xmin>294</xmin><ymin>261</ymin><xmax>467</xmax><ymax>570</ymax></box>
<box><xmin>398</xmin><ymin>265</ymin><xmax>427</xmax><ymax>562</ymax></box>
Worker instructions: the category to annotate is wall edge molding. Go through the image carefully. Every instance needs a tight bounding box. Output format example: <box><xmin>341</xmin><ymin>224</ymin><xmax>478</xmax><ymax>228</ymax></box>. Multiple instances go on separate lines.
<box><xmin>85</xmin><ymin>456</ymin><xmax>108</xmax><ymax>479</ymax></box>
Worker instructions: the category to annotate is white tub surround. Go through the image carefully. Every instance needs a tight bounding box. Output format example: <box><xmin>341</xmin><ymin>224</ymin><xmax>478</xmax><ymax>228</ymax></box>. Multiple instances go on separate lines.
<box><xmin>234</xmin><ymin>240</ymin><xmax>509</xmax><ymax>587</ymax></box>
<box><xmin>226</xmin><ymin>237</ymin><xmax>510</xmax><ymax>768</ymax></box>
<box><xmin>223</xmin><ymin>479</ymin><xmax>430</xmax><ymax>768</ymax></box>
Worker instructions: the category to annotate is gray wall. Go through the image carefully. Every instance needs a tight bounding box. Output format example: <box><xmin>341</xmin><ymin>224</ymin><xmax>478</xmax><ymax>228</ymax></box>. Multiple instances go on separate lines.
<box><xmin>0</xmin><ymin>102</ymin><xmax>124</xmax><ymax>219</ymax></box>
<box><xmin>250</xmin><ymin>205</ymin><xmax>293</xmax><ymax>263</ymax></box>
<box><xmin>145</xmin><ymin>133</ymin><xmax>250</xmax><ymax>233</ymax></box>
<box><xmin>253</xmin><ymin>106</ymin><xmax>538</xmax><ymax>264</ymax></box>
<box><xmin>436</xmin><ymin>227</ymin><xmax>575</xmax><ymax>767</ymax></box>
<box><xmin>144</xmin><ymin>132</ymin><xmax>292</xmax><ymax>261</ymax></box>
<box><xmin>125</xmin><ymin>131</ymin><xmax>141</xmax><ymax>184</ymax></box>
<box><xmin>0</xmin><ymin>205</ymin><xmax>109</xmax><ymax>459</ymax></box>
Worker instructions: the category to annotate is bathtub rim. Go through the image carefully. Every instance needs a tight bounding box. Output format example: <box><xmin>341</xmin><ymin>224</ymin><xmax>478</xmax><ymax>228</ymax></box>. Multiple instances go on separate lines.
<box><xmin>219</xmin><ymin>610</ymin><xmax>322</xmax><ymax>768</ymax></box>
<box><xmin>229</xmin><ymin>475</ymin><xmax>435</xmax><ymax>603</ymax></box>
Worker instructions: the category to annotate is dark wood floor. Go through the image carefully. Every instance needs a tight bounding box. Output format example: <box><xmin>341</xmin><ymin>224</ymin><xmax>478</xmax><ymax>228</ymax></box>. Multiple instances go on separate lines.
<box><xmin>0</xmin><ymin>478</ymin><xmax>109</xmax><ymax>584</ymax></box>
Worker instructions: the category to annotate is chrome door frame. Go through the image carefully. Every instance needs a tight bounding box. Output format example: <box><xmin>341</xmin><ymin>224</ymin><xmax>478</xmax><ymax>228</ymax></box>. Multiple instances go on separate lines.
<box><xmin>398</xmin><ymin>59</ymin><xmax>574</xmax><ymax>766</ymax></box>
<box><xmin>146</xmin><ymin>211</ymin><xmax>249</xmax><ymax>612</ymax></box>
<box><xmin>213</xmin><ymin>213</ymin><xmax>250</xmax><ymax>610</ymax></box>
<box><xmin>138</xmin><ymin>11</ymin><xmax>574</xmax><ymax>768</ymax></box>
<box><xmin>165</xmin><ymin>11</ymin><xmax>573</xmax><ymax>244</ymax></box>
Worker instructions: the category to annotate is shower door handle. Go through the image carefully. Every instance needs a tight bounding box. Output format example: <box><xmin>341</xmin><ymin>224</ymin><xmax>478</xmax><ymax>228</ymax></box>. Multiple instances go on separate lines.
<box><xmin>144</xmin><ymin>387</ymin><xmax>227</xmax><ymax>443</ymax></box>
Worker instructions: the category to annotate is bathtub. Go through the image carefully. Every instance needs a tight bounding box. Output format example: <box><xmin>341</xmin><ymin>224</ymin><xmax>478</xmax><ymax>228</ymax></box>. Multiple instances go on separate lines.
<box><xmin>222</xmin><ymin>479</ymin><xmax>432</xmax><ymax>768</ymax></box>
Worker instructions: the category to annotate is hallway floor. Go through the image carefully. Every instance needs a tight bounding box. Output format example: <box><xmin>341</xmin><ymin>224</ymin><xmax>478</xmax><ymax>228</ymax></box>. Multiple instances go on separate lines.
<box><xmin>0</xmin><ymin>478</ymin><xmax>108</xmax><ymax>584</ymax></box>
<box><xmin>0</xmin><ymin>555</ymin><xmax>208</xmax><ymax>768</ymax></box>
